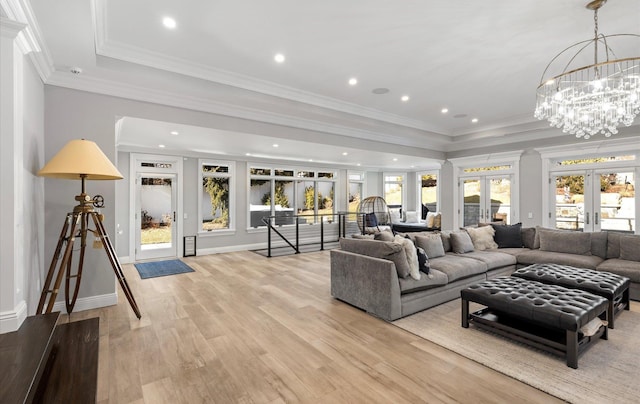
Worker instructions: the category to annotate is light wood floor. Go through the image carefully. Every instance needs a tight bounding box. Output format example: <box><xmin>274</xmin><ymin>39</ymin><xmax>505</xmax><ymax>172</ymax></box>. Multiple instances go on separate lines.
<box><xmin>61</xmin><ymin>251</ymin><xmax>638</xmax><ymax>403</ymax></box>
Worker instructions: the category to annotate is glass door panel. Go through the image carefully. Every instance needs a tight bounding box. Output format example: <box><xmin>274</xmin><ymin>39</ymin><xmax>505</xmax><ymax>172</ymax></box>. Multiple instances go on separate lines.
<box><xmin>463</xmin><ymin>179</ymin><xmax>481</xmax><ymax>227</ymax></box>
<box><xmin>552</xmin><ymin>174</ymin><xmax>586</xmax><ymax>231</ymax></box>
<box><xmin>137</xmin><ymin>175</ymin><xmax>177</xmax><ymax>260</ymax></box>
<box><xmin>489</xmin><ymin>177</ymin><xmax>511</xmax><ymax>224</ymax></box>
<box><xmin>598</xmin><ymin>171</ymin><xmax>635</xmax><ymax>233</ymax></box>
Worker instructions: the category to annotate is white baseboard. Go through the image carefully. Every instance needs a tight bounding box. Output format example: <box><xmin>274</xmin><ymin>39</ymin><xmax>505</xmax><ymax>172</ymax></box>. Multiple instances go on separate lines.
<box><xmin>118</xmin><ymin>256</ymin><xmax>131</xmax><ymax>264</ymax></box>
<box><xmin>51</xmin><ymin>292</ymin><xmax>118</xmax><ymax>314</ymax></box>
<box><xmin>0</xmin><ymin>300</ymin><xmax>27</xmax><ymax>334</ymax></box>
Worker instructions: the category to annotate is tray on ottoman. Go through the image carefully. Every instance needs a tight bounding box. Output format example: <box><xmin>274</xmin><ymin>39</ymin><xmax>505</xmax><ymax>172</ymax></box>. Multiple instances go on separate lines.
<box><xmin>461</xmin><ymin>277</ymin><xmax>609</xmax><ymax>369</ymax></box>
<box><xmin>512</xmin><ymin>263</ymin><xmax>630</xmax><ymax>329</ymax></box>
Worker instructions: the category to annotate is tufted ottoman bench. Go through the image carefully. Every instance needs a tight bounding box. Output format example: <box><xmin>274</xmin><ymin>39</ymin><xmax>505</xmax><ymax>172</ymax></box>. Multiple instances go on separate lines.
<box><xmin>461</xmin><ymin>276</ymin><xmax>608</xmax><ymax>368</ymax></box>
<box><xmin>512</xmin><ymin>263</ymin><xmax>630</xmax><ymax>329</ymax></box>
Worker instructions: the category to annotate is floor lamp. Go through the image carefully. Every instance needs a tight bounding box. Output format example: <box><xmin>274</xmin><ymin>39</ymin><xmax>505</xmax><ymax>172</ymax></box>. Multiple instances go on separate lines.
<box><xmin>36</xmin><ymin>139</ymin><xmax>141</xmax><ymax>319</ymax></box>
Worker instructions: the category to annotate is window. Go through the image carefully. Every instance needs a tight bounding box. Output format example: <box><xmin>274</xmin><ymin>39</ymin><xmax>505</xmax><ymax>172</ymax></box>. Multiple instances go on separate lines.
<box><xmin>418</xmin><ymin>172</ymin><xmax>438</xmax><ymax>217</ymax></box>
<box><xmin>384</xmin><ymin>173</ymin><xmax>405</xmax><ymax>214</ymax></box>
<box><xmin>248</xmin><ymin>165</ymin><xmax>337</xmax><ymax>227</ymax></box>
<box><xmin>200</xmin><ymin>160</ymin><xmax>234</xmax><ymax>233</ymax></box>
<box><xmin>348</xmin><ymin>171</ymin><xmax>365</xmax><ymax>220</ymax></box>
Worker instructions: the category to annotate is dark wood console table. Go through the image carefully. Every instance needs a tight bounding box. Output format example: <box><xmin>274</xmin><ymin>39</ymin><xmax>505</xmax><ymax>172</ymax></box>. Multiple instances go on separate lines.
<box><xmin>0</xmin><ymin>312</ymin><xmax>99</xmax><ymax>403</ymax></box>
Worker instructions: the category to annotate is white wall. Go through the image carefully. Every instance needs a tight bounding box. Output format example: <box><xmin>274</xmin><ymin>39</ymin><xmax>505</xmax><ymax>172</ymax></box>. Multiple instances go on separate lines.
<box><xmin>0</xmin><ymin>21</ymin><xmax>44</xmax><ymax>332</ymax></box>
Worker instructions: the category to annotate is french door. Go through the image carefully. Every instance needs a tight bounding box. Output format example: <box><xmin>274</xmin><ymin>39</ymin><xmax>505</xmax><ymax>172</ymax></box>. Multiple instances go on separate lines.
<box><xmin>461</xmin><ymin>175</ymin><xmax>513</xmax><ymax>227</ymax></box>
<box><xmin>135</xmin><ymin>173</ymin><xmax>177</xmax><ymax>260</ymax></box>
<box><xmin>550</xmin><ymin>169</ymin><xmax>636</xmax><ymax>233</ymax></box>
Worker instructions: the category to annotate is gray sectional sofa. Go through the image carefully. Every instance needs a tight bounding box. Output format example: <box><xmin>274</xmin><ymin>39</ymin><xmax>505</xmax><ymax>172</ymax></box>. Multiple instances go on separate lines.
<box><xmin>330</xmin><ymin>226</ymin><xmax>640</xmax><ymax>321</ymax></box>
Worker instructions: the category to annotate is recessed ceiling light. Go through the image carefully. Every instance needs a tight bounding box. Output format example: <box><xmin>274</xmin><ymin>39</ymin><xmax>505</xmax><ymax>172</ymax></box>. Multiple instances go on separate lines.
<box><xmin>401</xmin><ymin>95</ymin><xmax>410</xmax><ymax>102</ymax></box>
<box><xmin>246</xmin><ymin>153</ymin><xmax>251</xmax><ymax>156</ymax></box>
<box><xmin>392</xmin><ymin>158</ymin><xmax>398</xmax><ymax>161</ymax></box>
<box><xmin>441</xmin><ymin>108</ymin><xmax>449</xmax><ymax>114</ymax></box>
<box><xmin>170</xmin><ymin>131</ymin><xmax>179</xmax><ymax>135</ymax></box>
<box><xmin>471</xmin><ymin>118</ymin><xmax>479</xmax><ymax>123</ymax></box>
<box><xmin>356</xmin><ymin>163</ymin><xmax>361</xmax><ymax>166</ymax></box>
<box><xmin>309</xmin><ymin>159</ymin><xmax>313</xmax><ymax>162</ymax></box>
<box><xmin>342</xmin><ymin>152</ymin><xmax>348</xmax><ymax>156</ymax></box>
<box><xmin>158</xmin><ymin>144</ymin><xmax>166</xmax><ymax>148</ymax></box>
<box><xmin>348</xmin><ymin>78</ymin><xmax>358</xmax><ymax>86</ymax></box>
<box><xmin>272</xmin><ymin>143</ymin><xmax>279</xmax><ymax>148</ymax></box>
<box><xmin>274</xmin><ymin>53</ymin><xmax>285</xmax><ymax>63</ymax></box>
<box><xmin>162</xmin><ymin>17</ymin><xmax>176</xmax><ymax>29</ymax></box>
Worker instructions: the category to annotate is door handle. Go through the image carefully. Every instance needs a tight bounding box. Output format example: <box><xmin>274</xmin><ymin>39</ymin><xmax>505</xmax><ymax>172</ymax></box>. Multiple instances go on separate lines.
<box><xmin>595</xmin><ymin>212</ymin><xmax>599</xmax><ymax>225</ymax></box>
<box><xmin>174</xmin><ymin>211</ymin><xmax>176</xmax><ymax>221</ymax></box>
<box><xmin>585</xmin><ymin>212</ymin><xmax>589</xmax><ymax>225</ymax></box>
<box><xmin>486</xmin><ymin>209</ymin><xmax>490</xmax><ymax>221</ymax></box>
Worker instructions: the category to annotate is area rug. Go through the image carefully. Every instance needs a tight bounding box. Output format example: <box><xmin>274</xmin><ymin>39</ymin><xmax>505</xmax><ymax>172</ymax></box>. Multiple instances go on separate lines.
<box><xmin>392</xmin><ymin>299</ymin><xmax>640</xmax><ymax>404</ymax></box>
<box><xmin>134</xmin><ymin>259</ymin><xmax>195</xmax><ymax>279</ymax></box>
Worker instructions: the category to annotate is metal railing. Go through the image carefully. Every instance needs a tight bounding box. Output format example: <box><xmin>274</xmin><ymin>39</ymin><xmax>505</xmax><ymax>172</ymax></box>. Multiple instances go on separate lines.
<box><xmin>261</xmin><ymin>211</ymin><xmax>359</xmax><ymax>257</ymax></box>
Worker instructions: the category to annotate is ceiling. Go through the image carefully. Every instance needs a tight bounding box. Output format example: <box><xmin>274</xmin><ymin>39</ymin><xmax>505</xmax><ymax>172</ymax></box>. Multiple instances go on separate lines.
<box><xmin>12</xmin><ymin>0</ymin><xmax>640</xmax><ymax>167</ymax></box>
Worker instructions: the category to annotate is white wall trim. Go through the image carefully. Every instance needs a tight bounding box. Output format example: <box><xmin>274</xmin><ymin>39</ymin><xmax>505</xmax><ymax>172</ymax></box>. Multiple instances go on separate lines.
<box><xmin>51</xmin><ymin>292</ymin><xmax>118</xmax><ymax>314</ymax></box>
<box><xmin>0</xmin><ymin>300</ymin><xmax>27</xmax><ymax>333</ymax></box>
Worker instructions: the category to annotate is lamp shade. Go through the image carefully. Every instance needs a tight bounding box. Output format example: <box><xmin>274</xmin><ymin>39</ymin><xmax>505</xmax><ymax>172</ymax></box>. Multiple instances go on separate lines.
<box><xmin>38</xmin><ymin>139</ymin><xmax>123</xmax><ymax>180</ymax></box>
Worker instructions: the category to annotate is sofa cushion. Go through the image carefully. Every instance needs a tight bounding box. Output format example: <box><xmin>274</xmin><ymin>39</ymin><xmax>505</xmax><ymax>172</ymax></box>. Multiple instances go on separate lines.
<box><xmin>430</xmin><ymin>255</ymin><xmax>487</xmax><ymax>282</ymax></box>
<box><xmin>590</xmin><ymin>231</ymin><xmax>608</xmax><ymax>259</ymax></box>
<box><xmin>339</xmin><ymin>238</ymin><xmax>411</xmax><ymax>278</ymax></box>
<box><xmin>398</xmin><ymin>269</ymin><xmax>448</xmax><ymax>294</ymax></box>
<box><xmin>466</xmin><ymin>226</ymin><xmax>498</xmax><ymax>250</ymax></box>
<box><xmin>491</xmin><ymin>223</ymin><xmax>523</xmax><ymax>248</ymax></box>
<box><xmin>450</xmin><ymin>231</ymin><xmax>474</xmax><ymax>253</ymax></box>
<box><xmin>606</xmin><ymin>232</ymin><xmax>622</xmax><ymax>258</ymax></box>
<box><xmin>415</xmin><ymin>234</ymin><xmax>445</xmax><ymax>259</ymax></box>
<box><xmin>395</xmin><ymin>235</ymin><xmax>420</xmax><ymax>280</ymax></box>
<box><xmin>491</xmin><ymin>247</ymin><xmax>529</xmax><ymax>257</ymax></box>
<box><xmin>461</xmin><ymin>250</ymin><xmax>517</xmax><ymax>270</ymax></box>
<box><xmin>521</xmin><ymin>227</ymin><xmax>537</xmax><ymax>249</ymax></box>
<box><xmin>597</xmin><ymin>258</ymin><xmax>640</xmax><ymax>283</ymax></box>
<box><xmin>538</xmin><ymin>228</ymin><xmax>592</xmax><ymax>255</ymax></box>
<box><xmin>619</xmin><ymin>235</ymin><xmax>640</xmax><ymax>262</ymax></box>
<box><xmin>516</xmin><ymin>249</ymin><xmax>603</xmax><ymax>269</ymax></box>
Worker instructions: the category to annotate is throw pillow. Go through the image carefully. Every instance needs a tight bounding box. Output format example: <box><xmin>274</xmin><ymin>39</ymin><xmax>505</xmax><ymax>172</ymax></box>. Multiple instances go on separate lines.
<box><xmin>432</xmin><ymin>213</ymin><xmax>442</xmax><ymax>229</ymax></box>
<box><xmin>426</xmin><ymin>212</ymin><xmax>437</xmax><ymax>227</ymax></box>
<box><xmin>492</xmin><ymin>222</ymin><xmax>523</xmax><ymax>248</ymax></box>
<box><xmin>389</xmin><ymin>210</ymin><xmax>402</xmax><ymax>224</ymax></box>
<box><xmin>450</xmin><ymin>231</ymin><xmax>474</xmax><ymax>254</ymax></box>
<box><xmin>405</xmin><ymin>211</ymin><xmax>418</xmax><ymax>223</ymax></box>
<box><xmin>414</xmin><ymin>235</ymin><xmax>446</xmax><ymax>259</ymax></box>
<box><xmin>619</xmin><ymin>235</ymin><xmax>640</xmax><ymax>262</ymax></box>
<box><xmin>465</xmin><ymin>226</ymin><xmax>498</xmax><ymax>250</ymax></box>
<box><xmin>374</xmin><ymin>230</ymin><xmax>395</xmax><ymax>242</ymax></box>
<box><xmin>394</xmin><ymin>235</ymin><xmax>420</xmax><ymax>280</ymax></box>
<box><xmin>421</xmin><ymin>204</ymin><xmax>429</xmax><ymax>220</ymax></box>
<box><xmin>416</xmin><ymin>246</ymin><xmax>431</xmax><ymax>274</ymax></box>
<box><xmin>439</xmin><ymin>231</ymin><xmax>452</xmax><ymax>252</ymax></box>
<box><xmin>538</xmin><ymin>228</ymin><xmax>592</xmax><ymax>255</ymax></box>
<box><xmin>364</xmin><ymin>212</ymin><xmax>378</xmax><ymax>227</ymax></box>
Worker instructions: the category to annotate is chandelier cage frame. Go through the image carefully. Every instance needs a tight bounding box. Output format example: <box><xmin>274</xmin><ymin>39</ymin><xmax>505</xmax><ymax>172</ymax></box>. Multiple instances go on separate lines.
<box><xmin>534</xmin><ymin>1</ymin><xmax>640</xmax><ymax>140</ymax></box>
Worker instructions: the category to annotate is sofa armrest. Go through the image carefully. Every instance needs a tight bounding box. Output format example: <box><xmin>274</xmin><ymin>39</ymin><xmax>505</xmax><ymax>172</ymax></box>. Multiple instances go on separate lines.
<box><xmin>330</xmin><ymin>250</ymin><xmax>402</xmax><ymax>321</ymax></box>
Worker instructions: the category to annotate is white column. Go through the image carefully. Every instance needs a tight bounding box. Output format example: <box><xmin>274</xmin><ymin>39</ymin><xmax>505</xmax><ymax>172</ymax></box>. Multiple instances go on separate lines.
<box><xmin>0</xmin><ymin>18</ymin><xmax>27</xmax><ymax>333</ymax></box>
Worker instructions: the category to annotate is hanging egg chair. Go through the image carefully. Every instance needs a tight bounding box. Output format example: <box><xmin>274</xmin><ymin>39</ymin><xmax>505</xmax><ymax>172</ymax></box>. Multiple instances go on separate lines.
<box><xmin>357</xmin><ymin>196</ymin><xmax>391</xmax><ymax>234</ymax></box>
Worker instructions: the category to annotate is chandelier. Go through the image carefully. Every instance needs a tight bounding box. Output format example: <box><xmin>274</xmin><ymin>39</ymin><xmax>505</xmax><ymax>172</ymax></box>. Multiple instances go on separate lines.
<box><xmin>534</xmin><ymin>0</ymin><xmax>640</xmax><ymax>139</ymax></box>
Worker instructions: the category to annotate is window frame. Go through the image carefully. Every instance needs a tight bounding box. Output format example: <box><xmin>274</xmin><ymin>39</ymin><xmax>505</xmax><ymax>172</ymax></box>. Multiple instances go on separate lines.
<box><xmin>416</xmin><ymin>170</ymin><xmax>440</xmax><ymax>216</ymax></box>
<box><xmin>383</xmin><ymin>172</ymin><xmax>406</xmax><ymax>214</ymax></box>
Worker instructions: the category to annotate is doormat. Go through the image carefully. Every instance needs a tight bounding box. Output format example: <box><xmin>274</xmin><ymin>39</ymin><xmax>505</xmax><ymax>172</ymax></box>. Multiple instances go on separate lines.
<box><xmin>134</xmin><ymin>259</ymin><xmax>195</xmax><ymax>279</ymax></box>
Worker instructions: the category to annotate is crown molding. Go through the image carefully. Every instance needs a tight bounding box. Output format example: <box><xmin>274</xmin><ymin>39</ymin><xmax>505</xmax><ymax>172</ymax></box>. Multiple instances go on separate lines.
<box><xmin>0</xmin><ymin>0</ymin><xmax>55</xmax><ymax>80</ymax></box>
<box><xmin>92</xmin><ymin>1</ymin><xmax>446</xmax><ymax>135</ymax></box>
<box><xmin>47</xmin><ymin>70</ymin><xmax>451</xmax><ymax>152</ymax></box>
